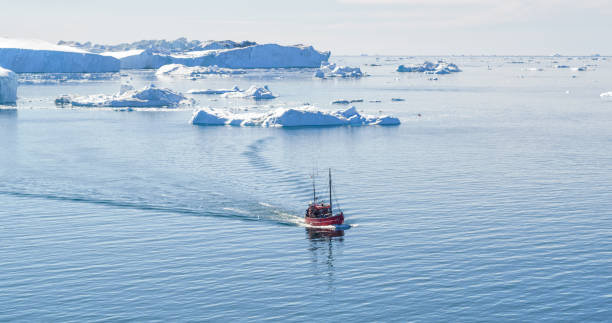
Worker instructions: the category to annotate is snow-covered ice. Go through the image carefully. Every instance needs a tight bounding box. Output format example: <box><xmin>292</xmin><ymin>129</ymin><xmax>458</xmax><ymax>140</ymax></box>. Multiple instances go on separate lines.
<box><xmin>155</xmin><ymin>64</ymin><xmax>246</xmax><ymax>78</ymax></box>
<box><xmin>62</xmin><ymin>84</ymin><xmax>193</xmax><ymax>108</ymax></box>
<box><xmin>397</xmin><ymin>61</ymin><xmax>461</xmax><ymax>74</ymax></box>
<box><xmin>187</xmin><ymin>86</ymin><xmax>241</xmax><ymax>95</ymax></box>
<box><xmin>221</xmin><ymin>85</ymin><xmax>277</xmax><ymax>100</ymax></box>
<box><xmin>314</xmin><ymin>62</ymin><xmax>363</xmax><ymax>78</ymax></box>
<box><xmin>191</xmin><ymin>106</ymin><xmax>400</xmax><ymax>127</ymax></box>
<box><xmin>0</xmin><ymin>66</ymin><xmax>18</xmax><ymax>104</ymax></box>
<box><xmin>101</xmin><ymin>43</ymin><xmax>330</xmax><ymax>69</ymax></box>
<box><xmin>0</xmin><ymin>37</ymin><xmax>120</xmax><ymax>73</ymax></box>
<box><xmin>601</xmin><ymin>92</ymin><xmax>612</xmax><ymax>99</ymax></box>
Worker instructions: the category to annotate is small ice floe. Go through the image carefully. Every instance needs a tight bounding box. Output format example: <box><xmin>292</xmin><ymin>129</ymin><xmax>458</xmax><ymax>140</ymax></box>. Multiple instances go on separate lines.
<box><xmin>155</xmin><ymin>64</ymin><xmax>246</xmax><ymax>78</ymax></box>
<box><xmin>0</xmin><ymin>66</ymin><xmax>18</xmax><ymax>104</ymax></box>
<box><xmin>572</xmin><ymin>66</ymin><xmax>587</xmax><ymax>72</ymax></box>
<box><xmin>187</xmin><ymin>86</ymin><xmax>241</xmax><ymax>95</ymax></box>
<box><xmin>600</xmin><ymin>92</ymin><xmax>612</xmax><ymax>99</ymax></box>
<box><xmin>221</xmin><ymin>85</ymin><xmax>277</xmax><ymax>100</ymax></box>
<box><xmin>428</xmin><ymin>77</ymin><xmax>439</xmax><ymax>81</ymax></box>
<box><xmin>391</xmin><ymin>98</ymin><xmax>405</xmax><ymax>102</ymax></box>
<box><xmin>54</xmin><ymin>95</ymin><xmax>72</xmax><ymax>106</ymax></box>
<box><xmin>369</xmin><ymin>100</ymin><xmax>382</xmax><ymax>103</ymax></box>
<box><xmin>191</xmin><ymin>106</ymin><xmax>400</xmax><ymax>127</ymax></box>
<box><xmin>331</xmin><ymin>99</ymin><xmax>363</xmax><ymax>105</ymax></box>
<box><xmin>526</xmin><ymin>67</ymin><xmax>544</xmax><ymax>71</ymax></box>
<box><xmin>555</xmin><ymin>65</ymin><xmax>570</xmax><ymax>69</ymax></box>
<box><xmin>314</xmin><ymin>62</ymin><xmax>363</xmax><ymax>78</ymax></box>
<box><xmin>397</xmin><ymin>61</ymin><xmax>461</xmax><ymax>74</ymax></box>
<box><xmin>59</xmin><ymin>84</ymin><xmax>194</xmax><ymax>108</ymax></box>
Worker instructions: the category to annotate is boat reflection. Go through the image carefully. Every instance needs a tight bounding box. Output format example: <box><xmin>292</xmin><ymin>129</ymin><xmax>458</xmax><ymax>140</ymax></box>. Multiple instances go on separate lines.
<box><xmin>306</xmin><ymin>227</ymin><xmax>344</xmax><ymax>291</ymax></box>
<box><xmin>306</xmin><ymin>227</ymin><xmax>344</xmax><ymax>240</ymax></box>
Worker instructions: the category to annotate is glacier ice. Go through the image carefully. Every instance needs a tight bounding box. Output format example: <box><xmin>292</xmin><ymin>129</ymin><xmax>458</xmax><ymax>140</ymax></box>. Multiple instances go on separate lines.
<box><xmin>314</xmin><ymin>62</ymin><xmax>363</xmax><ymax>78</ymax></box>
<box><xmin>156</xmin><ymin>64</ymin><xmax>246</xmax><ymax>78</ymax></box>
<box><xmin>0</xmin><ymin>66</ymin><xmax>18</xmax><ymax>104</ymax></box>
<box><xmin>0</xmin><ymin>37</ymin><xmax>120</xmax><ymax>73</ymax></box>
<box><xmin>397</xmin><ymin>61</ymin><xmax>461</xmax><ymax>74</ymax></box>
<box><xmin>59</xmin><ymin>38</ymin><xmax>256</xmax><ymax>54</ymax></box>
<box><xmin>101</xmin><ymin>43</ymin><xmax>330</xmax><ymax>69</ymax></box>
<box><xmin>221</xmin><ymin>85</ymin><xmax>277</xmax><ymax>100</ymax></box>
<box><xmin>61</xmin><ymin>84</ymin><xmax>193</xmax><ymax>108</ymax></box>
<box><xmin>191</xmin><ymin>106</ymin><xmax>400</xmax><ymax>127</ymax></box>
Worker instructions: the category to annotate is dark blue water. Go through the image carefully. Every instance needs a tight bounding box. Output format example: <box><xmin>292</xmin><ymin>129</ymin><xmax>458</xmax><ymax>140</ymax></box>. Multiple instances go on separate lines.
<box><xmin>1</xmin><ymin>56</ymin><xmax>612</xmax><ymax>321</ymax></box>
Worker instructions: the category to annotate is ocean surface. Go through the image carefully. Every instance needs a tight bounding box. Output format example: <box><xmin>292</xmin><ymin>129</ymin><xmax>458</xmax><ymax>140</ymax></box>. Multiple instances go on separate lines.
<box><xmin>1</xmin><ymin>56</ymin><xmax>612</xmax><ymax>322</ymax></box>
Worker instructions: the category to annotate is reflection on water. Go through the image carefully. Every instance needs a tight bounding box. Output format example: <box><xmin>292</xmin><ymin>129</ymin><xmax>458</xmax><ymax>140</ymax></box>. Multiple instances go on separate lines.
<box><xmin>0</xmin><ymin>108</ymin><xmax>17</xmax><ymax>118</ymax></box>
<box><xmin>307</xmin><ymin>228</ymin><xmax>344</xmax><ymax>291</ymax></box>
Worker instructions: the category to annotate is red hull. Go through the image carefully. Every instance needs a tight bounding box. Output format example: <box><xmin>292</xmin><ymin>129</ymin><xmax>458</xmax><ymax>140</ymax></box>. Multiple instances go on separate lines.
<box><xmin>305</xmin><ymin>214</ymin><xmax>344</xmax><ymax>226</ymax></box>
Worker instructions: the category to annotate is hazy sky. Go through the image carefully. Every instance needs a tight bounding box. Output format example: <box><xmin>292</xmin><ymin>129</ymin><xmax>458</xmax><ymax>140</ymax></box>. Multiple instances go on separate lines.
<box><xmin>2</xmin><ymin>0</ymin><xmax>611</xmax><ymax>55</ymax></box>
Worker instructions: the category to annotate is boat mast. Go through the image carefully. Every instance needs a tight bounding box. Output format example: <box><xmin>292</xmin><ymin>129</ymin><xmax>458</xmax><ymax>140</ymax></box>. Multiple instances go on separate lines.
<box><xmin>329</xmin><ymin>168</ymin><xmax>332</xmax><ymax>214</ymax></box>
<box><xmin>312</xmin><ymin>171</ymin><xmax>316</xmax><ymax>204</ymax></box>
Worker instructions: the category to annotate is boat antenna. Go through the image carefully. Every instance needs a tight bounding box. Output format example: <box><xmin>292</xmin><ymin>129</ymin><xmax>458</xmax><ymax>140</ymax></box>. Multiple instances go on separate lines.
<box><xmin>329</xmin><ymin>168</ymin><xmax>332</xmax><ymax>214</ymax></box>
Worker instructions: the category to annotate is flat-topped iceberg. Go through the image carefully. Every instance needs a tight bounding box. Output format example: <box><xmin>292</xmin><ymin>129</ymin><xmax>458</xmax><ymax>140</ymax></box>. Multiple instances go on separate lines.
<box><xmin>59</xmin><ymin>38</ymin><xmax>256</xmax><ymax>54</ymax></box>
<box><xmin>61</xmin><ymin>84</ymin><xmax>193</xmax><ymax>108</ymax></box>
<box><xmin>0</xmin><ymin>67</ymin><xmax>18</xmax><ymax>104</ymax></box>
<box><xmin>314</xmin><ymin>62</ymin><xmax>363</xmax><ymax>78</ymax></box>
<box><xmin>0</xmin><ymin>37</ymin><xmax>120</xmax><ymax>73</ymax></box>
<box><xmin>191</xmin><ymin>106</ymin><xmax>400</xmax><ymax>127</ymax></box>
<box><xmin>397</xmin><ymin>61</ymin><xmax>461</xmax><ymax>74</ymax></box>
<box><xmin>100</xmin><ymin>42</ymin><xmax>330</xmax><ymax>69</ymax></box>
<box><xmin>221</xmin><ymin>85</ymin><xmax>277</xmax><ymax>100</ymax></box>
<box><xmin>156</xmin><ymin>64</ymin><xmax>246</xmax><ymax>78</ymax></box>
<box><xmin>187</xmin><ymin>86</ymin><xmax>241</xmax><ymax>95</ymax></box>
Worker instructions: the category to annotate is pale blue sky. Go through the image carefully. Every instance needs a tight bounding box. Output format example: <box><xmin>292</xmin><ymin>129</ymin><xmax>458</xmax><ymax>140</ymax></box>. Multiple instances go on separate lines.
<box><xmin>2</xmin><ymin>0</ymin><xmax>611</xmax><ymax>55</ymax></box>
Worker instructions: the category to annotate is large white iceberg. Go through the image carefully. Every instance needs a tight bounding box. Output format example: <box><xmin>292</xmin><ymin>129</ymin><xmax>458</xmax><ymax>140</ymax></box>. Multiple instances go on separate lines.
<box><xmin>397</xmin><ymin>61</ymin><xmax>461</xmax><ymax>74</ymax></box>
<box><xmin>221</xmin><ymin>85</ymin><xmax>277</xmax><ymax>100</ymax></box>
<box><xmin>0</xmin><ymin>66</ymin><xmax>18</xmax><ymax>104</ymax></box>
<box><xmin>314</xmin><ymin>62</ymin><xmax>363</xmax><ymax>78</ymax></box>
<box><xmin>62</xmin><ymin>84</ymin><xmax>193</xmax><ymax>108</ymax></box>
<box><xmin>0</xmin><ymin>37</ymin><xmax>120</xmax><ymax>73</ymax></box>
<box><xmin>102</xmin><ymin>43</ymin><xmax>330</xmax><ymax>69</ymax></box>
<box><xmin>155</xmin><ymin>64</ymin><xmax>246</xmax><ymax>78</ymax></box>
<box><xmin>60</xmin><ymin>38</ymin><xmax>256</xmax><ymax>54</ymax></box>
<box><xmin>191</xmin><ymin>106</ymin><xmax>400</xmax><ymax>127</ymax></box>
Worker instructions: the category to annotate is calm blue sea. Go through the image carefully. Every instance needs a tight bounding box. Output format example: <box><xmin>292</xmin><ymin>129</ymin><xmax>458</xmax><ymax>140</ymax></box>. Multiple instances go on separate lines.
<box><xmin>1</xmin><ymin>56</ymin><xmax>612</xmax><ymax>322</ymax></box>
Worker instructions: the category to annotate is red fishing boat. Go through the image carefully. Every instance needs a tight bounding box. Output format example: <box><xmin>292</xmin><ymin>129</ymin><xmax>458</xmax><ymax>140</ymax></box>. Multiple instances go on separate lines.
<box><xmin>305</xmin><ymin>168</ymin><xmax>344</xmax><ymax>226</ymax></box>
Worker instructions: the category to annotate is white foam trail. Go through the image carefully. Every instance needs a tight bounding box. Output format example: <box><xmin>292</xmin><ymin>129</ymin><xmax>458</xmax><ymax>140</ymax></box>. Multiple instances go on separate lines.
<box><xmin>258</xmin><ymin>202</ymin><xmax>274</xmax><ymax>208</ymax></box>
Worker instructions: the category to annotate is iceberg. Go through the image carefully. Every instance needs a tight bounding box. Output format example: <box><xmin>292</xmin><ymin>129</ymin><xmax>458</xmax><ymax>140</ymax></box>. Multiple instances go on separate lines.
<box><xmin>100</xmin><ymin>42</ymin><xmax>330</xmax><ymax>69</ymax></box>
<box><xmin>314</xmin><ymin>62</ymin><xmax>363</xmax><ymax>78</ymax></box>
<box><xmin>191</xmin><ymin>106</ymin><xmax>400</xmax><ymax>127</ymax></box>
<box><xmin>60</xmin><ymin>38</ymin><xmax>256</xmax><ymax>54</ymax></box>
<box><xmin>0</xmin><ymin>67</ymin><xmax>18</xmax><ymax>104</ymax></box>
<box><xmin>62</xmin><ymin>84</ymin><xmax>193</xmax><ymax>108</ymax></box>
<box><xmin>187</xmin><ymin>86</ymin><xmax>241</xmax><ymax>95</ymax></box>
<box><xmin>155</xmin><ymin>64</ymin><xmax>246</xmax><ymax>78</ymax></box>
<box><xmin>0</xmin><ymin>37</ymin><xmax>120</xmax><ymax>73</ymax></box>
<box><xmin>221</xmin><ymin>85</ymin><xmax>277</xmax><ymax>100</ymax></box>
<box><xmin>601</xmin><ymin>92</ymin><xmax>612</xmax><ymax>99</ymax></box>
<box><xmin>397</xmin><ymin>61</ymin><xmax>461</xmax><ymax>74</ymax></box>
